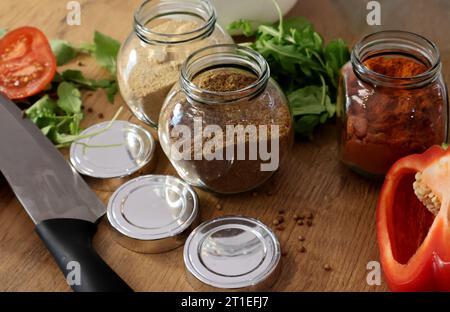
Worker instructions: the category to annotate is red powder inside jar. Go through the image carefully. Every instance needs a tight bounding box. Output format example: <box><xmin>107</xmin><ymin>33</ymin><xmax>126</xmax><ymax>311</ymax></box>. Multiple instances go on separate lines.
<box><xmin>339</xmin><ymin>55</ymin><xmax>447</xmax><ymax>176</ymax></box>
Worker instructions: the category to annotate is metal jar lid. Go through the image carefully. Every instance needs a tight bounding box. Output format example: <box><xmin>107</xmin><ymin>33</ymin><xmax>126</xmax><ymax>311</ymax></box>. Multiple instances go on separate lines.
<box><xmin>70</xmin><ymin>120</ymin><xmax>156</xmax><ymax>191</ymax></box>
<box><xmin>184</xmin><ymin>216</ymin><xmax>281</xmax><ymax>291</ymax></box>
<box><xmin>107</xmin><ymin>175</ymin><xmax>199</xmax><ymax>254</ymax></box>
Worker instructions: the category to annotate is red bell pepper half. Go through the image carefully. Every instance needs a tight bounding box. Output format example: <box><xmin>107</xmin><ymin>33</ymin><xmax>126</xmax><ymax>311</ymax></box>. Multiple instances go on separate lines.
<box><xmin>377</xmin><ymin>145</ymin><xmax>450</xmax><ymax>291</ymax></box>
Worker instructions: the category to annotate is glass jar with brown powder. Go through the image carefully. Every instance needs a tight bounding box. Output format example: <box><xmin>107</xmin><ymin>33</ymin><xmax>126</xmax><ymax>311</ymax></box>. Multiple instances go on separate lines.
<box><xmin>338</xmin><ymin>31</ymin><xmax>448</xmax><ymax>177</ymax></box>
<box><xmin>159</xmin><ymin>45</ymin><xmax>293</xmax><ymax>194</ymax></box>
<box><xmin>117</xmin><ymin>0</ymin><xmax>232</xmax><ymax>128</ymax></box>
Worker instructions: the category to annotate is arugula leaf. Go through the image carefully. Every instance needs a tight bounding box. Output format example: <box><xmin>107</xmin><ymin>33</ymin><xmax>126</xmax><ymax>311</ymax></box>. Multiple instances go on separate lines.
<box><xmin>288</xmin><ymin>83</ymin><xmax>336</xmax><ymax>138</ymax></box>
<box><xmin>57</xmin><ymin>82</ymin><xmax>82</xmax><ymax>114</ymax></box>
<box><xmin>229</xmin><ymin>1</ymin><xmax>350</xmax><ymax>139</ymax></box>
<box><xmin>324</xmin><ymin>39</ymin><xmax>350</xmax><ymax>88</ymax></box>
<box><xmin>227</xmin><ymin>20</ymin><xmax>256</xmax><ymax>37</ymax></box>
<box><xmin>294</xmin><ymin>115</ymin><xmax>320</xmax><ymax>139</ymax></box>
<box><xmin>92</xmin><ymin>31</ymin><xmax>120</xmax><ymax>75</ymax></box>
<box><xmin>50</xmin><ymin>39</ymin><xmax>80</xmax><ymax>66</ymax></box>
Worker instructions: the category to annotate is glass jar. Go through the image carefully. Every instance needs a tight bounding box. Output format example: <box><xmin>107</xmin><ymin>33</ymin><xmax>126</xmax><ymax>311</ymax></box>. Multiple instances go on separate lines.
<box><xmin>338</xmin><ymin>31</ymin><xmax>448</xmax><ymax>177</ymax></box>
<box><xmin>159</xmin><ymin>45</ymin><xmax>293</xmax><ymax>194</ymax></box>
<box><xmin>117</xmin><ymin>0</ymin><xmax>233</xmax><ymax>128</ymax></box>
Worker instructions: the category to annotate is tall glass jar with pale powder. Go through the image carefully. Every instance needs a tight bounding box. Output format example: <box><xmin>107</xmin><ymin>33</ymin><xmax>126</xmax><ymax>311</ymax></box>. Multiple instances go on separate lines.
<box><xmin>117</xmin><ymin>0</ymin><xmax>233</xmax><ymax>128</ymax></box>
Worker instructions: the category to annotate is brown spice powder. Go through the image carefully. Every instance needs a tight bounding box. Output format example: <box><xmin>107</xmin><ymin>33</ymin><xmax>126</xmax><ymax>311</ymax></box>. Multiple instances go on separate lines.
<box><xmin>196</xmin><ymin>71</ymin><xmax>257</xmax><ymax>92</ymax></box>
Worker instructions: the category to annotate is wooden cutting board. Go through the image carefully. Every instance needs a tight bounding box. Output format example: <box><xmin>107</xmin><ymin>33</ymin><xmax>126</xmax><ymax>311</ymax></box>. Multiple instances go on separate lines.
<box><xmin>1</xmin><ymin>0</ymin><xmax>449</xmax><ymax>292</ymax></box>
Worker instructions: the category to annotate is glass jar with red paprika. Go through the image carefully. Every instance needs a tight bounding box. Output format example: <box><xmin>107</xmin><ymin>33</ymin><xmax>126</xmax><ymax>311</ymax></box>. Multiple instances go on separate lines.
<box><xmin>337</xmin><ymin>31</ymin><xmax>448</xmax><ymax>177</ymax></box>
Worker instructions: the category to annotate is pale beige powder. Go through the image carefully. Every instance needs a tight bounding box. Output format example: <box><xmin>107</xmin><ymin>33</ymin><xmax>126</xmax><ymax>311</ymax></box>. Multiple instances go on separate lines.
<box><xmin>124</xmin><ymin>19</ymin><xmax>229</xmax><ymax>126</ymax></box>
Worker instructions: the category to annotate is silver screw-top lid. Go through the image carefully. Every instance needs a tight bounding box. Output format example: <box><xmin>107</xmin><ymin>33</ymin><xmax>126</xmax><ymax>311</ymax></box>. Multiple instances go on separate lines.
<box><xmin>107</xmin><ymin>175</ymin><xmax>199</xmax><ymax>254</ymax></box>
<box><xmin>70</xmin><ymin>120</ymin><xmax>155</xmax><ymax>190</ymax></box>
<box><xmin>184</xmin><ymin>216</ymin><xmax>281</xmax><ymax>291</ymax></box>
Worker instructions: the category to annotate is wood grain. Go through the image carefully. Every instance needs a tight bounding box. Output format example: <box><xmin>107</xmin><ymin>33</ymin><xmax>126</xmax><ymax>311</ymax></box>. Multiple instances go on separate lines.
<box><xmin>0</xmin><ymin>0</ymin><xmax>449</xmax><ymax>292</ymax></box>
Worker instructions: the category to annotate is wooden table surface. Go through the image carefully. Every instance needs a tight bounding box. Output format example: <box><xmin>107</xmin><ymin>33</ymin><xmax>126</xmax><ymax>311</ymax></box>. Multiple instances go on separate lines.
<box><xmin>1</xmin><ymin>0</ymin><xmax>449</xmax><ymax>292</ymax></box>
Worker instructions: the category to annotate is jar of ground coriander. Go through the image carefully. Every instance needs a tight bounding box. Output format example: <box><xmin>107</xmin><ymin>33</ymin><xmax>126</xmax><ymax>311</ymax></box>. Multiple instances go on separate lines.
<box><xmin>117</xmin><ymin>0</ymin><xmax>232</xmax><ymax>128</ymax></box>
<box><xmin>159</xmin><ymin>45</ymin><xmax>293</xmax><ymax>194</ymax></box>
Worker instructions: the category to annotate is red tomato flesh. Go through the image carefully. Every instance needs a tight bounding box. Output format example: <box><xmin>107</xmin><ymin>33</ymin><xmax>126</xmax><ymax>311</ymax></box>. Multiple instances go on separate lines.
<box><xmin>0</xmin><ymin>26</ymin><xmax>56</xmax><ymax>100</ymax></box>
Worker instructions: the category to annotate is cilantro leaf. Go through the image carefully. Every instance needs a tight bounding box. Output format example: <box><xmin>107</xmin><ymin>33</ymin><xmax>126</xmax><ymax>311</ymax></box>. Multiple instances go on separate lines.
<box><xmin>105</xmin><ymin>81</ymin><xmax>118</xmax><ymax>104</ymax></box>
<box><xmin>92</xmin><ymin>31</ymin><xmax>120</xmax><ymax>75</ymax></box>
<box><xmin>25</xmin><ymin>95</ymin><xmax>58</xmax><ymax>126</ymax></box>
<box><xmin>50</xmin><ymin>39</ymin><xmax>79</xmax><ymax>66</ymax></box>
<box><xmin>57</xmin><ymin>82</ymin><xmax>82</xmax><ymax>114</ymax></box>
<box><xmin>61</xmin><ymin>69</ymin><xmax>117</xmax><ymax>103</ymax></box>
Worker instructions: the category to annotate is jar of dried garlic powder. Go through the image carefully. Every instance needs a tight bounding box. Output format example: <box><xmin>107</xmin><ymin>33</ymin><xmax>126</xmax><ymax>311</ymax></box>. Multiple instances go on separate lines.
<box><xmin>117</xmin><ymin>0</ymin><xmax>233</xmax><ymax>128</ymax></box>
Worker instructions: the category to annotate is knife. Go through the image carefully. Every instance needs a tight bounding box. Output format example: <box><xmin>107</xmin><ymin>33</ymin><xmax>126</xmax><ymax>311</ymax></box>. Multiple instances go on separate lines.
<box><xmin>0</xmin><ymin>95</ymin><xmax>132</xmax><ymax>292</ymax></box>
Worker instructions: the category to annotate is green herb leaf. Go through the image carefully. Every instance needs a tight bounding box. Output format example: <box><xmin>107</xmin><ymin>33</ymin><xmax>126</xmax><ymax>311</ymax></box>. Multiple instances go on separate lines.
<box><xmin>105</xmin><ymin>81</ymin><xmax>118</xmax><ymax>104</ymax></box>
<box><xmin>230</xmin><ymin>8</ymin><xmax>350</xmax><ymax>138</ymax></box>
<box><xmin>228</xmin><ymin>20</ymin><xmax>256</xmax><ymax>37</ymax></box>
<box><xmin>25</xmin><ymin>95</ymin><xmax>57</xmax><ymax>123</ymax></box>
<box><xmin>57</xmin><ymin>82</ymin><xmax>82</xmax><ymax>114</ymax></box>
<box><xmin>50</xmin><ymin>39</ymin><xmax>79</xmax><ymax>66</ymax></box>
<box><xmin>294</xmin><ymin>115</ymin><xmax>320</xmax><ymax>139</ymax></box>
<box><xmin>288</xmin><ymin>86</ymin><xmax>327</xmax><ymax>116</ymax></box>
<box><xmin>324</xmin><ymin>39</ymin><xmax>350</xmax><ymax>88</ymax></box>
<box><xmin>0</xmin><ymin>28</ymin><xmax>7</xmax><ymax>38</ymax></box>
<box><xmin>61</xmin><ymin>69</ymin><xmax>117</xmax><ymax>103</ymax></box>
<box><xmin>92</xmin><ymin>31</ymin><xmax>120</xmax><ymax>75</ymax></box>
<box><xmin>61</xmin><ymin>69</ymin><xmax>94</xmax><ymax>88</ymax></box>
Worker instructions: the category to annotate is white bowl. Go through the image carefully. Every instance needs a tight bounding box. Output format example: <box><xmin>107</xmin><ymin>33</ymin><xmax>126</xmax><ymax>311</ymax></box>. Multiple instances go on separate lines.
<box><xmin>212</xmin><ymin>0</ymin><xmax>298</xmax><ymax>33</ymax></box>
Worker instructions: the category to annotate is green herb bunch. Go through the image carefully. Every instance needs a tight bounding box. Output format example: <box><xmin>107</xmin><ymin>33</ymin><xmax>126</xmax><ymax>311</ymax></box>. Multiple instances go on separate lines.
<box><xmin>229</xmin><ymin>1</ymin><xmax>350</xmax><ymax>138</ymax></box>
<box><xmin>27</xmin><ymin>31</ymin><xmax>121</xmax><ymax>147</ymax></box>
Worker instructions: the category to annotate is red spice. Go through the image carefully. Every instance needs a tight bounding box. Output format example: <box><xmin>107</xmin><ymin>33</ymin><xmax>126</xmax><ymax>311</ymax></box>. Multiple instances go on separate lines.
<box><xmin>339</xmin><ymin>56</ymin><xmax>447</xmax><ymax>176</ymax></box>
<box><xmin>364</xmin><ymin>56</ymin><xmax>427</xmax><ymax>78</ymax></box>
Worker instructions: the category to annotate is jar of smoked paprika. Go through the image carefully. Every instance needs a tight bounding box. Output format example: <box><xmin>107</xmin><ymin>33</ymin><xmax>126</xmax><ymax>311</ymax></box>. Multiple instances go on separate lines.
<box><xmin>337</xmin><ymin>31</ymin><xmax>448</xmax><ymax>177</ymax></box>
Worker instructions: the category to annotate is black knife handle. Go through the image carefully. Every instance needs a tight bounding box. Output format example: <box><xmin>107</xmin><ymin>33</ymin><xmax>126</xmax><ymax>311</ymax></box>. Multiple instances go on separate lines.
<box><xmin>36</xmin><ymin>219</ymin><xmax>132</xmax><ymax>292</ymax></box>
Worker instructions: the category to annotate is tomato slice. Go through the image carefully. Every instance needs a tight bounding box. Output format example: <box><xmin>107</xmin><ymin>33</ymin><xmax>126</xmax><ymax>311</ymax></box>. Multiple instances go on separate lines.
<box><xmin>0</xmin><ymin>27</ymin><xmax>56</xmax><ymax>100</ymax></box>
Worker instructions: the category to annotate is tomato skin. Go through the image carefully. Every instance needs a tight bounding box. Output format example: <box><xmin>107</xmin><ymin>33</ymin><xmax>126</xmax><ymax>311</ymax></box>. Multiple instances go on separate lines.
<box><xmin>0</xmin><ymin>26</ymin><xmax>56</xmax><ymax>100</ymax></box>
<box><xmin>377</xmin><ymin>145</ymin><xmax>450</xmax><ymax>291</ymax></box>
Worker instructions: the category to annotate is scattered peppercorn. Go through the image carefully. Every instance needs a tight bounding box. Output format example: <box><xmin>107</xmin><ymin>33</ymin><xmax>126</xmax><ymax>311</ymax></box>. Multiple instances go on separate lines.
<box><xmin>298</xmin><ymin>236</ymin><xmax>305</xmax><ymax>242</ymax></box>
<box><xmin>97</xmin><ymin>113</ymin><xmax>104</xmax><ymax>119</ymax></box>
<box><xmin>81</xmin><ymin>105</ymin><xmax>85</xmax><ymax>110</ymax></box>
<box><xmin>307</xmin><ymin>213</ymin><xmax>314</xmax><ymax>219</ymax></box>
<box><xmin>278</xmin><ymin>209</ymin><xmax>285</xmax><ymax>215</ymax></box>
<box><xmin>293</xmin><ymin>214</ymin><xmax>300</xmax><ymax>221</ymax></box>
<box><xmin>273</xmin><ymin>219</ymin><xmax>280</xmax><ymax>226</ymax></box>
<box><xmin>299</xmin><ymin>246</ymin><xmax>306</xmax><ymax>253</ymax></box>
<box><xmin>281</xmin><ymin>250</ymin><xmax>288</xmax><ymax>257</ymax></box>
<box><xmin>215</xmin><ymin>204</ymin><xmax>223</xmax><ymax>211</ymax></box>
<box><xmin>307</xmin><ymin>220</ymin><xmax>313</xmax><ymax>227</ymax></box>
<box><xmin>78</xmin><ymin>61</ymin><xmax>85</xmax><ymax>67</ymax></box>
<box><xmin>276</xmin><ymin>215</ymin><xmax>284</xmax><ymax>223</ymax></box>
<box><xmin>87</xmin><ymin>107</ymin><xmax>93</xmax><ymax>113</ymax></box>
<box><xmin>324</xmin><ymin>264</ymin><xmax>332</xmax><ymax>271</ymax></box>
<box><xmin>297</xmin><ymin>220</ymin><xmax>304</xmax><ymax>226</ymax></box>
<box><xmin>276</xmin><ymin>225</ymin><xmax>285</xmax><ymax>231</ymax></box>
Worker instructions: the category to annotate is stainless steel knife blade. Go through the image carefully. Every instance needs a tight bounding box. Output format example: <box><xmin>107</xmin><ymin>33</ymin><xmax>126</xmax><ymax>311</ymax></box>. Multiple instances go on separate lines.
<box><xmin>0</xmin><ymin>95</ymin><xmax>105</xmax><ymax>224</ymax></box>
